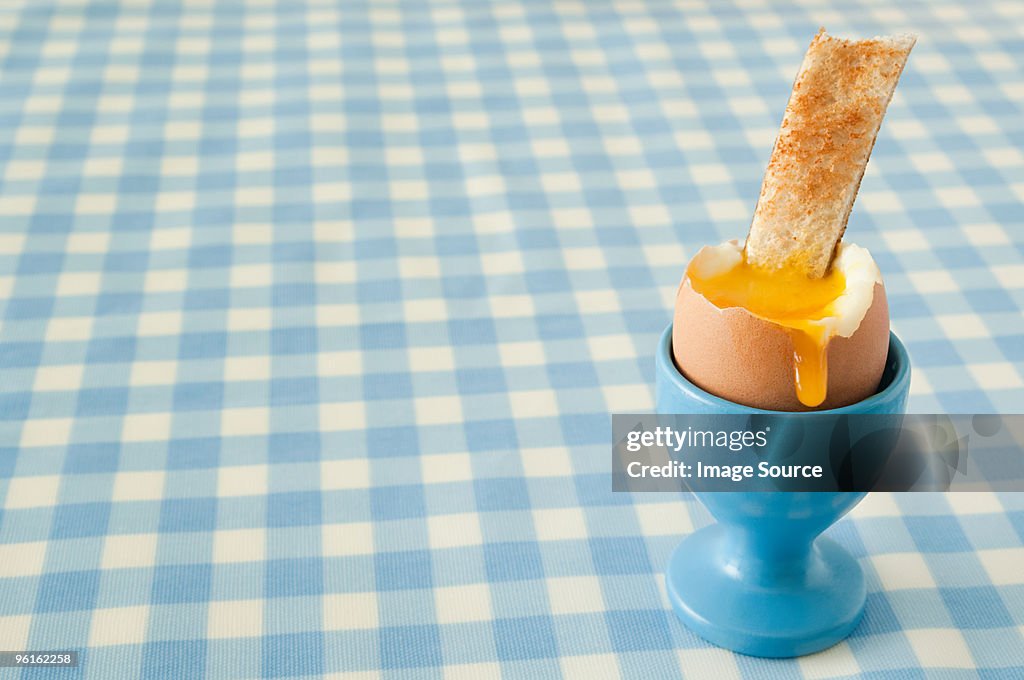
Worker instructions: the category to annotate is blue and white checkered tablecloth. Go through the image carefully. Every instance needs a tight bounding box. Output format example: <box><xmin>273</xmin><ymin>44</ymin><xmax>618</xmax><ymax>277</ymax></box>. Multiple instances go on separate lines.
<box><xmin>0</xmin><ymin>0</ymin><xmax>1022</xmax><ymax>678</ymax></box>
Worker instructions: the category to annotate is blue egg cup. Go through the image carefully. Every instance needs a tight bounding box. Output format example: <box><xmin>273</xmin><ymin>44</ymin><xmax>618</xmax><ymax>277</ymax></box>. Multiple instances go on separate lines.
<box><xmin>655</xmin><ymin>324</ymin><xmax>911</xmax><ymax>658</ymax></box>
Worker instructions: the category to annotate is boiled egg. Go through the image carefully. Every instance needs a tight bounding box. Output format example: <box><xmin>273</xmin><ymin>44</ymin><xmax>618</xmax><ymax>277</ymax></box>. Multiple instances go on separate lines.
<box><xmin>673</xmin><ymin>240</ymin><xmax>889</xmax><ymax>411</ymax></box>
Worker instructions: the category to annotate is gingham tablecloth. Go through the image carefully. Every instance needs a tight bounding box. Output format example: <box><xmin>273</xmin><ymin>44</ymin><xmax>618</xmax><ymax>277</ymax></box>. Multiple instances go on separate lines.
<box><xmin>0</xmin><ymin>0</ymin><xmax>1022</xmax><ymax>678</ymax></box>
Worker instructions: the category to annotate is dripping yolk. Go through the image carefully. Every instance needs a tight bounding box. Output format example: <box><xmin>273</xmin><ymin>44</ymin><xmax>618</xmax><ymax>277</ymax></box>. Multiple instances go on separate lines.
<box><xmin>686</xmin><ymin>258</ymin><xmax>847</xmax><ymax>407</ymax></box>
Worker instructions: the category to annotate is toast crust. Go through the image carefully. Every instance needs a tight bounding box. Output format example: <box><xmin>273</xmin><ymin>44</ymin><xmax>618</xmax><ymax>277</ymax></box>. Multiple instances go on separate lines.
<box><xmin>744</xmin><ymin>28</ymin><xmax>915</xmax><ymax>278</ymax></box>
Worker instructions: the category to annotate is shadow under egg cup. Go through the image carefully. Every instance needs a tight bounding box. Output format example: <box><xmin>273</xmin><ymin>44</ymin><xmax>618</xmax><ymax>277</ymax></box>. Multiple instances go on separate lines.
<box><xmin>655</xmin><ymin>324</ymin><xmax>911</xmax><ymax>658</ymax></box>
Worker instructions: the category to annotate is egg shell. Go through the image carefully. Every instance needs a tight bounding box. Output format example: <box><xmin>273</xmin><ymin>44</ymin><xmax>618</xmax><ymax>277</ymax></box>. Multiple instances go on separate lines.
<box><xmin>672</xmin><ymin>278</ymin><xmax>890</xmax><ymax>412</ymax></box>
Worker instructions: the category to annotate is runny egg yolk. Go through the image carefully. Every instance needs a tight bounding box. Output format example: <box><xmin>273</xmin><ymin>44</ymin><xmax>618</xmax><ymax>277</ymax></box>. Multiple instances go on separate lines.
<box><xmin>687</xmin><ymin>258</ymin><xmax>847</xmax><ymax>408</ymax></box>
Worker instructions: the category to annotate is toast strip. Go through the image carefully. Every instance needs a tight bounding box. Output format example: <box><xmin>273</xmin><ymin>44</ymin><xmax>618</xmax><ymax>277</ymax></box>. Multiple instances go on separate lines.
<box><xmin>744</xmin><ymin>28</ymin><xmax>915</xmax><ymax>278</ymax></box>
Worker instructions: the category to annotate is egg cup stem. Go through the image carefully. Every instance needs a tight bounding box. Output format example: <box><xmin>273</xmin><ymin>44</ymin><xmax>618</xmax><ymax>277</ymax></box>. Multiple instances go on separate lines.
<box><xmin>721</xmin><ymin>522</ymin><xmax>820</xmax><ymax>582</ymax></box>
<box><xmin>655</xmin><ymin>324</ymin><xmax>911</xmax><ymax>658</ymax></box>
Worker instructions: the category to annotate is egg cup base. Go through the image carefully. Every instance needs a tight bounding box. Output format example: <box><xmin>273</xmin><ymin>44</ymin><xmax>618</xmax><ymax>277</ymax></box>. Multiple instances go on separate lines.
<box><xmin>665</xmin><ymin>523</ymin><xmax>866</xmax><ymax>658</ymax></box>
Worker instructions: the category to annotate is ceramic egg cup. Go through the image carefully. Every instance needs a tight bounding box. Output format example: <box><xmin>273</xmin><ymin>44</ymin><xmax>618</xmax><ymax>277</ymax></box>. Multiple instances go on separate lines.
<box><xmin>655</xmin><ymin>324</ymin><xmax>911</xmax><ymax>658</ymax></box>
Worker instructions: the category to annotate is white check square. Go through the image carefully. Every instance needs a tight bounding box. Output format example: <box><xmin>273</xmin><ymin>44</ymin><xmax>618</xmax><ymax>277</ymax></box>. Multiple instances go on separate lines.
<box><xmin>0</xmin><ymin>541</ymin><xmax>46</xmax><ymax>576</ymax></box>
<box><xmin>870</xmin><ymin>552</ymin><xmax>936</xmax><ymax>590</ymax></box>
<box><xmin>427</xmin><ymin>513</ymin><xmax>482</xmax><ymax>549</ymax></box>
<box><xmin>547</xmin><ymin>576</ymin><xmax>605</xmax><ymax>614</ymax></box>
<box><xmin>34</xmin><ymin>365</ymin><xmax>84</xmax><ymax>392</ymax></box>
<box><xmin>0</xmin><ymin>615</ymin><xmax>30</xmax><ymax>649</ymax></box>
<box><xmin>977</xmin><ymin>547</ymin><xmax>1024</xmax><ymax>585</ymax></box>
<box><xmin>322</xmin><ymin>522</ymin><xmax>373</xmax><ymax>557</ymax></box>
<box><xmin>221</xmin><ymin>407</ymin><xmax>269</xmax><ymax>436</ymax></box>
<box><xmin>112</xmin><ymin>471</ymin><xmax>165</xmax><ymax>502</ymax></box>
<box><xmin>217</xmin><ymin>464</ymin><xmax>268</xmax><ymax>497</ymax></box>
<box><xmin>533</xmin><ymin>507</ymin><xmax>587</xmax><ymax>541</ymax></box>
<box><xmin>560</xmin><ymin>654</ymin><xmax>621</xmax><ymax>680</ymax></box>
<box><xmin>420</xmin><ymin>453</ymin><xmax>472</xmax><ymax>484</ymax></box>
<box><xmin>321</xmin><ymin>459</ymin><xmax>370</xmax><ymax>490</ymax></box>
<box><xmin>324</xmin><ymin>592</ymin><xmax>378</xmax><ymax>630</ymax></box>
<box><xmin>4</xmin><ymin>475</ymin><xmax>60</xmax><ymax>509</ymax></box>
<box><xmin>520</xmin><ymin>447</ymin><xmax>572</xmax><ymax>478</ymax></box>
<box><xmin>208</xmin><ymin>600</ymin><xmax>263</xmax><ymax>639</ymax></box>
<box><xmin>101</xmin><ymin>533</ymin><xmax>159</xmax><ymax>570</ymax></box>
<box><xmin>435</xmin><ymin>584</ymin><xmax>493</xmax><ymax>623</ymax></box>
<box><xmin>213</xmin><ymin>528</ymin><xmax>266</xmax><ymax>564</ymax></box>
<box><xmin>907</xmin><ymin>629</ymin><xmax>975</xmax><ymax>668</ymax></box>
<box><xmin>122</xmin><ymin>414</ymin><xmax>172</xmax><ymax>443</ymax></box>
<box><xmin>89</xmin><ymin>606</ymin><xmax>149</xmax><ymax>647</ymax></box>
